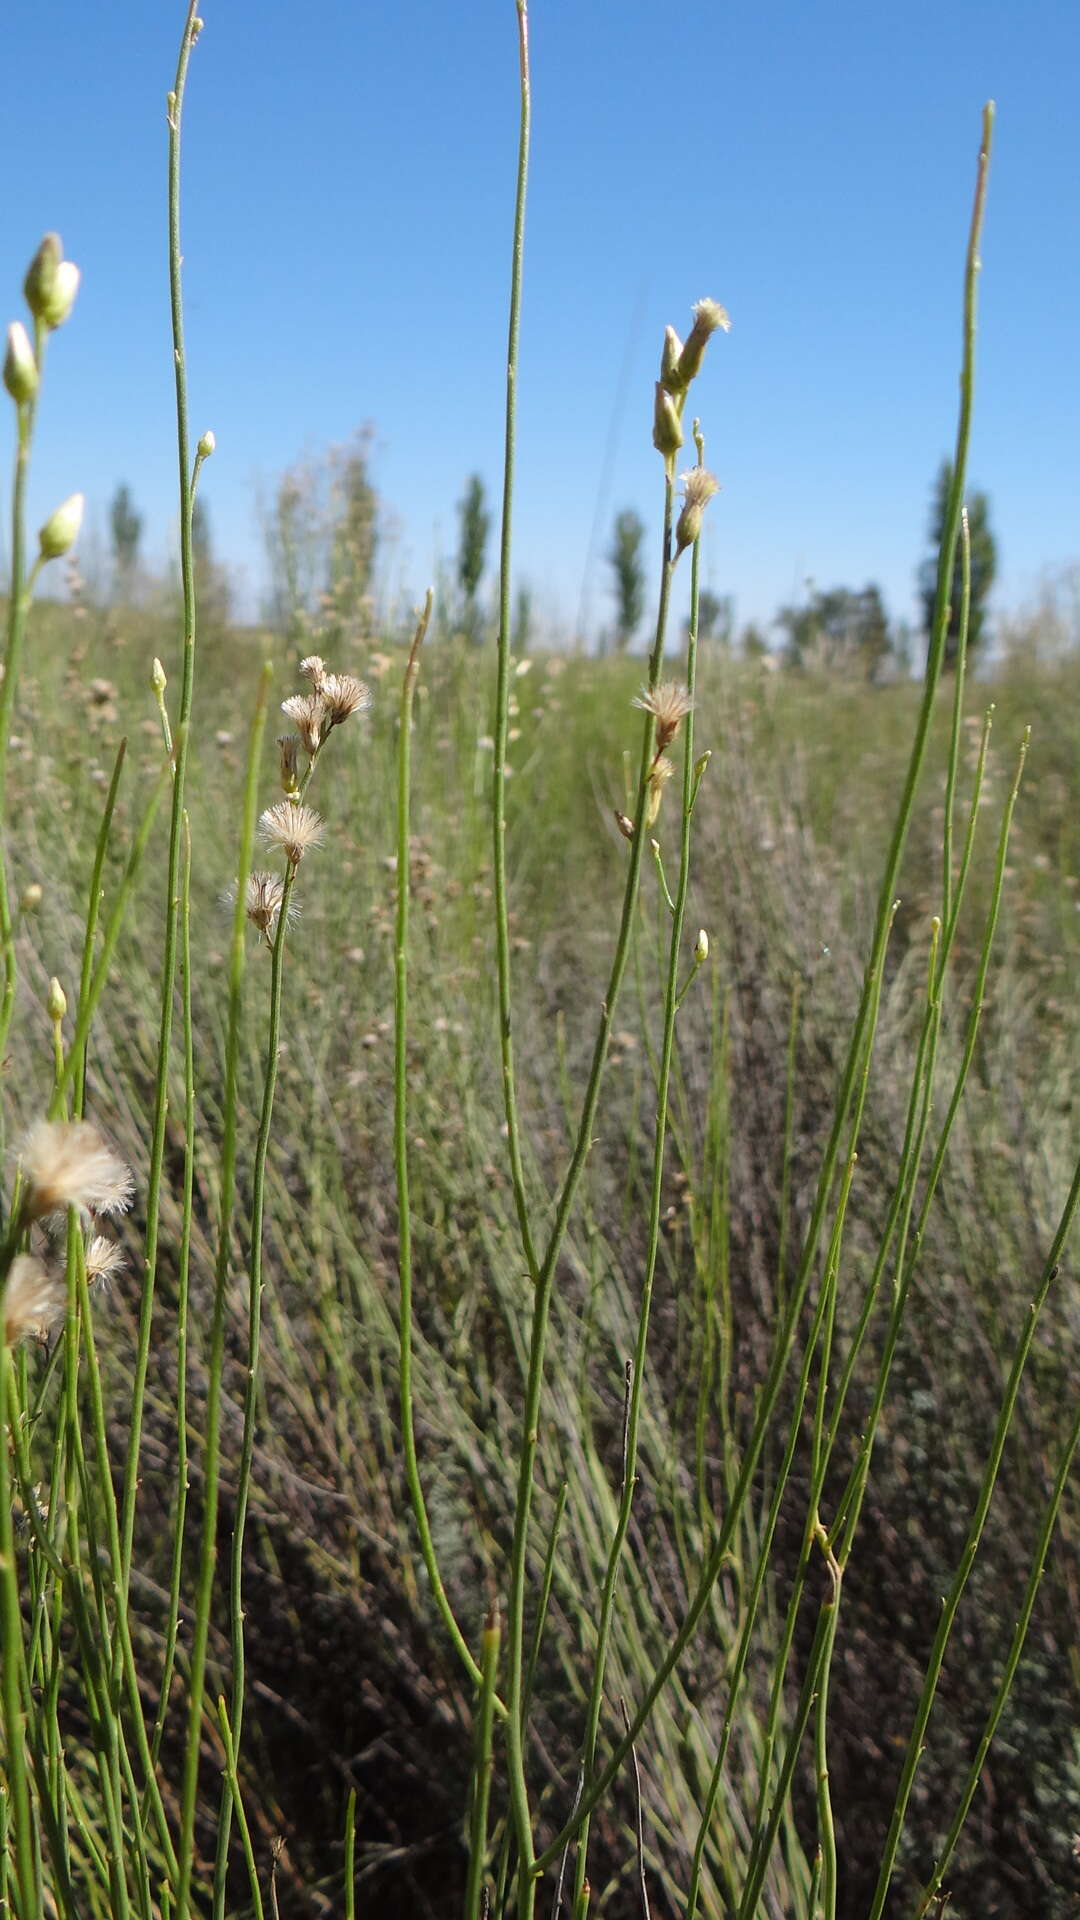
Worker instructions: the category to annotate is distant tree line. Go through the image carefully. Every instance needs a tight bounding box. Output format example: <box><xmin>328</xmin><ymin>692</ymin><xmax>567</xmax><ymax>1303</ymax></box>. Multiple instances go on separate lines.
<box><xmin>606</xmin><ymin>458</ymin><xmax>998</xmax><ymax>674</ymax></box>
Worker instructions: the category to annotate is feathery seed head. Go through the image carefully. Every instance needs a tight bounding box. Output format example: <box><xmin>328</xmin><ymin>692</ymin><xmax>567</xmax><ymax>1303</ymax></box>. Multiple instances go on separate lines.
<box><xmin>321</xmin><ymin>672</ymin><xmax>371</xmax><ymax>727</ymax></box>
<box><xmin>281</xmin><ymin>691</ymin><xmax>326</xmax><ymax>756</ymax></box>
<box><xmin>17</xmin><ymin>1120</ymin><xmax>134</xmax><ymax>1223</ymax></box>
<box><xmin>674</xmin><ymin>467</ymin><xmax>720</xmax><ymax>556</ymax></box>
<box><xmin>676</xmin><ymin>298</ymin><xmax>730</xmax><ymax>387</ymax></box>
<box><xmin>243</xmin><ymin>870</ymin><xmax>293</xmax><ymax>937</ymax></box>
<box><xmin>299</xmin><ymin>654</ymin><xmax>327</xmax><ymax>689</ymax></box>
<box><xmin>85</xmin><ymin>1235</ymin><xmax>126</xmax><ymax>1289</ymax></box>
<box><xmin>633</xmin><ymin>680</ymin><xmax>694</xmax><ymax>751</ymax></box>
<box><xmin>259</xmin><ymin>800</ymin><xmax>323</xmax><ymax>866</ymax></box>
<box><xmin>4</xmin><ymin>322</ymin><xmax>38</xmax><ymax>405</ymax></box>
<box><xmin>3</xmin><ymin>1256</ymin><xmax>64</xmax><ymax>1346</ymax></box>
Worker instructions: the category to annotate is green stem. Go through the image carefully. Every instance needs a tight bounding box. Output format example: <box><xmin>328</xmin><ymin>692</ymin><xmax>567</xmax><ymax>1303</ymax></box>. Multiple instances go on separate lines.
<box><xmin>865</xmin><ymin>1188</ymin><xmax>1078</xmax><ymax>1920</ymax></box>
<box><xmin>506</xmin><ymin>505</ymin><xmax>676</xmax><ymax>1912</ymax></box>
<box><xmin>118</xmin><ymin>0</ymin><xmax>203</xmax><ymax>1615</ymax></box>
<box><xmin>393</xmin><ymin>594</ymin><xmax>487</xmax><ymax>1694</ymax></box>
<box><xmin>912</xmin><ymin>1316</ymin><xmax>1080</xmax><ymax>1918</ymax></box>
<box><xmin>532</xmin><ymin>101</ymin><xmax>995</xmax><ymax>1886</ymax></box>
<box><xmin>492</xmin><ymin>0</ymin><xmax>540</xmax><ymax>1281</ymax></box>
<box><xmin>464</xmin><ymin>1608</ymin><xmax>502</xmax><ymax>1920</ymax></box>
<box><xmin>570</xmin><ymin>496</ymin><xmax>705</xmax><ymax>1908</ymax></box>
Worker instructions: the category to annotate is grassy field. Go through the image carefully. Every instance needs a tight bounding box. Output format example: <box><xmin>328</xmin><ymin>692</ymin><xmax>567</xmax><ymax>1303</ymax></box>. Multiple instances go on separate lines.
<box><xmin>2</xmin><ymin>593</ymin><xmax>1078</xmax><ymax>1915</ymax></box>
<box><xmin>2</xmin><ymin>19</ymin><xmax>1079</xmax><ymax>1920</ymax></box>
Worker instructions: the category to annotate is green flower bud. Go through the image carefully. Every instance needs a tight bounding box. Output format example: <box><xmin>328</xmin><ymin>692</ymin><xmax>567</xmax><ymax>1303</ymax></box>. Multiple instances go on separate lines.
<box><xmin>47</xmin><ymin>977</ymin><xmax>67</xmax><ymax>1023</ymax></box>
<box><xmin>151</xmin><ymin>657</ymin><xmax>167</xmax><ymax>694</ymax></box>
<box><xmin>24</xmin><ymin>234</ymin><xmax>62</xmax><ymax>320</ymax></box>
<box><xmin>652</xmin><ymin>383</ymin><xmax>684</xmax><ymax>460</ymax></box>
<box><xmin>24</xmin><ymin>235</ymin><xmax>80</xmax><ymax>330</ymax></box>
<box><xmin>19</xmin><ymin>882</ymin><xmax>43</xmax><ymax>914</ymax></box>
<box><xmin>694</xmin><ymin>928</ymin><xmax>709</xmax><ymax>964</ymax></box>
<box><xmin>40</xmin><ymin>261</ymin><xmax>80</xmax><ymax>329</ymax></box>
<box><xmin>3</xmin><ymin>322</ymin><xmax>38</xmax><ymax>405</ymax></box>
<box><xmin>38</xmin><ymin>492</ymin><xmax>84</xmax><ymax>562</ymax></box>
<box><xmin>197</xmin><ymin>429</ymin><xmax>216</xmax><ymax>458</ymax></box>
<box><xmin>660</xmin><ymin>325</ymin><xmax>685</xmax><ymax>396</ymax></box>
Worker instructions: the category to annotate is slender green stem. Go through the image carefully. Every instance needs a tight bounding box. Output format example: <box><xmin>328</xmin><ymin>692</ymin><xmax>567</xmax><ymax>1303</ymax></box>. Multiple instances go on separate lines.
<box><xmin>865</xmin><ymin>1192</ymin><xmax>1078</xmax><ymax>1920</ymax></box>
<box><xmin>215</xmin><ymin>1699</ymin><xmax>266</xmax><ymax>1920</ymax></box>
<box><xmin>507</xmin><ymin>504</ymin><xmax>676</xmax><ymax>1911</ymax></box>
<box><xmin>212</xmin><ymin>666</ymin><xmax>288</xmax><ymax>1911</ymax></box>
<box><xmin>570</xmin><ymin>488</ymin><xmax>706</xmax><ymax>1908</ymax></box>
<box><xmin>465</xmin><ymin>1607</ymin><xmax>502</xmax><ymax>1920</ymax></box>
<box><xmin>533</xmin><ymin>101</ymin><xmax>995</xmax><ymax>1885</ymax></box>
<box><xmin>0</xmin><ymin>322</ymin><xmax>42</xmax><ymax>1069</ymax></box>
<box><xmin>913</xmin><ymin>1305</ymin><xmax>1080</xmax><ymax>1917</ymax></box>
<box><xmin>0</xmin><ymin>1347</ymin><xmax>39</xmax><ymax>1918</ymax></box>
<box><xmin>392</xmin><ymin>592</ymin><xmax>489</xmax><ymax>1702</ymax></box>
<box><xmin>119</xmin><ymin>0</ymin><xmax>203</xmax><ymax>1612</ymax></box>
<box><xmin>492</xmin><ymin>0</ymin><xmax>540</xmax><ymax>1280</ymax></box>
<box><xmin>180</xmin><ymin>667</ymin><xmax>270</xmax><ymax>1920</ymax></box>
<box><xmin>148</xmin><ymin>810</ymin><xmax>194</xmax><ymax>1776</ymax></box>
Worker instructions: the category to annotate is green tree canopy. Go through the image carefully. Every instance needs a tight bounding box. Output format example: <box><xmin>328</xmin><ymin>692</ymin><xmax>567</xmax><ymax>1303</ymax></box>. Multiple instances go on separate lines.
<box><xmin>609</xmin><ymin>508</ymin><xmax>645</xmax><ymax>652</ymax></box>
<box><xmin>109</xmin><ymin>482</ymin><xmax>142</xmax><ymax>588</ymax></box>
<box><xmin>919</xmin><ymin>459</ymin><xmax>997</xmax><ymax>668</ymax></box>
<box><xmin>775</xmin><ymin>583</ymin><xmax>892</xmax><ymax>678</ymax></box>
<box><xmin>457</xmin><ymin>475</ymin><xmax>490</xmax><ymax>637</ymax></box>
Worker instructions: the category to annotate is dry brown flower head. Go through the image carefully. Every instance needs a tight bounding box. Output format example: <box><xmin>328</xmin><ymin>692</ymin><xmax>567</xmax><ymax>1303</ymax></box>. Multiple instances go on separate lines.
<box><xmin>17</xmin><ymin>1120</ymin><xmax>134</xmax><ymax>1223</ymax></box>
<box><xmin>321</xmin><ymin>672</ymin><xmax>372</xmax><ymax>726</ymax></box>
<box><xmin>644</xmin><ymin>754</ymin><xmax>677</xmax><ymax>828</ymax></box>
<box><xmin>276</xmin><ymin>734</ymin><xmax>301</xmax><ymax>794</ymax></box>
<box><xmin>243</xmin><ymin>870</ymin><xmax>294</xmax><ymax>938</ymax></box>
<box><xmin>280</xmin><ymin>692</ymin><xmax>326</xmax><ymax>756</ymax></box>
<box><xmin>633</xmin><ymin>682</ymin><xmax>694</xmax><ymax>752</ymax></box>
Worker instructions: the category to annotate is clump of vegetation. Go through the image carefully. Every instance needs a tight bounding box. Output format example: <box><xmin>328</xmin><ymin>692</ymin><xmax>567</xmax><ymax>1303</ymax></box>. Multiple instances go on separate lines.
<box><xmin>0</xmin><ymin>13</ymin><xmax>1077</xmax><ymax>1920</ymax></box>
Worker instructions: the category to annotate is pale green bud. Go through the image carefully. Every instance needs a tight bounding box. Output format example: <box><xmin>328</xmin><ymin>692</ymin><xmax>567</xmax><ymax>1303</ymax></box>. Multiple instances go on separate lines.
<box><xmin>38</xmin><ymin>492</ymin><xmax>84</xmax><ymax>562</ymax></box>
<box><xmin>24</xmin><ymin>234</ymin><xmax>62</xmax><ymax>320</ymax></box>
<box><xmin>24</xmin><ymin>235</ymin><xmax>79</xmax><ymax>330</ymax></box>
<box><xmin>19</xmin><ymin>882</ymin><xmax>43</xmax><ymax>914</ymax></box>
<box><xmin>40</xmin><ymin>260</ymin><xmax>80</xmax><ymax>329</ymax></box>
<box><xmin>660</xmin><ymin>325</ymin><xmax>685</xmax><ymax>395</ymax></box>
<box><xmin>694</xmin><ymin>929</ymin><xmax>709</xmax><ymax>964</ymax></box>
<box><xmin>197</xmin><ymin>429</ymin><xmax>216</xmax><ymax>458</ymax></box>
<box><xmin>652</xmin><ymin>383</ymin><xmax>683</xmax><ymax>460</ymax></box>
<box><xmin>4</xmin><ymin>323</ymin><xmax>38</xmax><ymax>404</ymax></box>
<box><xmin>47</xmin><ymin>978</ymin><xmax>67</xmax><ymax>1022</ymax></box>
<box><xmin>151</xmin><ymin>657</ymin><xmax>167</xmax><ymax>694</ymax></box>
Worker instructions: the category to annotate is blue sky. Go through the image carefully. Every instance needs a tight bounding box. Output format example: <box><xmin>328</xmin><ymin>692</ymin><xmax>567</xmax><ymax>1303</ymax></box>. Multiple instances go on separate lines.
<box><xmin>2</xmin><ymin>1</ymin><xmax>1077</xmax><ymax>647</ymax></box>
